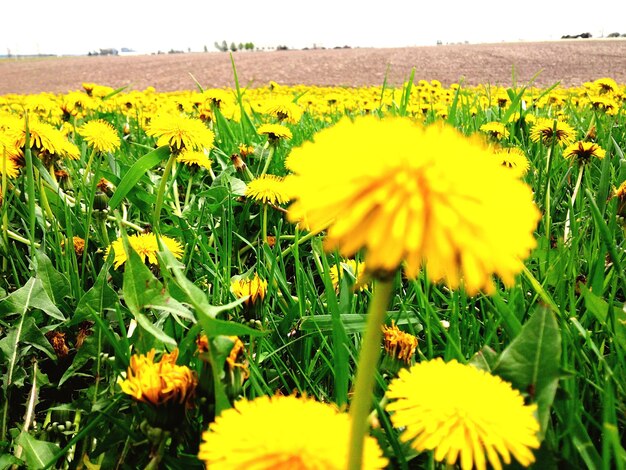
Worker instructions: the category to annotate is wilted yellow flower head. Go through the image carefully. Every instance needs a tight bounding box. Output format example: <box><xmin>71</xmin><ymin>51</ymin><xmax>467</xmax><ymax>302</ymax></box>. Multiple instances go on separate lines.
<box><xmin>225</xmin><ymin>336</ymin><xmax>249</xmax><ymax>379</ymax></box>
<box><xmin>263</xmin><ymin>98</ymin><xmax>304</xmax><ymax>123</ymax></box>
<box><xmin>72</xmin><ymin>236</ymin><xmax>85</xmax><ymax>258</ymax></box>
<box><xmin>612</xmin><ymin>180</ymin><xmax>626</xmax><ymax>200</ymax></box>
<box><xmin>286</xmin><ymin>117</ymin><xmax>540</xmax><ymax>295</ymax></box>
<box><xmin>495</xmin><ymin>147</ymin><xmax>530</xmax><ymax>177</ymax></box>
<box><xmin>230</xmin><ymin>273</ymin><xmax>267</xmax><ymax>306</ymax></box>
<box><xmin>530</xmin><ymin>118</ymin><xmax>576</xmax><ymax>146</ymax></box>
<box><xmin>145</xmin><ymin>114</ymin><xmax>215</xmax><ymax>151</ymax></box>
<box><xmin>382</xmin><ymin>321</ymin><xmax>418</xmax><ymax>364</ymax></box>
<box><xmin>0</xmin><ymin>153</ymin><xmax>19</xmax><ymax>178</ymax></box>
<box><xmin>119</xmin><ymin>349</ymin><xmax>197</xmax><ymax>408</ymax></box>
<box><xmin>328</xmin><ymin>259</ymin><xmax>369</xmax><ymax>292</ymax></box>
<box><xmin>563</xmin><ymin>141</ymin><xmax>606</xmax><ymax>164</ymax></box>
<box><xmin>479</xmin><ymin>122</ymin><xmax>509</xmax><ymax>140</ymax></box>
<box><xmin>386</xmin><ymin>358</ymin><xmax>540</xmax><ymax>470</ymax></box>
<box><xmin>15</xmin><ymin>119</ymin><xmax>80</xmax><ymax>160</ymax></box>
<box><xmin>106</xmin><ymin>233</ymin><xmax>184</xmax><ymax>269</ymax></box>
<box><xmin>198</xmin><ymin>395</ymin><xmax>387</xmax><ymax>469</ymax></box>
<box><xmin>245</xmin><ymin>174</ymin><xmax>290</xmax><ymax>205</ymax></box>
<box><xmin>78</xmin><ymin>119</ymin><xmax>121</xmax><ymax>153</ymax></box>
<box><xmin>177</xmin><ymin>149</ymin><xmax>213</xmax><ymax>170</ymax></box>
<box><xmin>257</xmin><ymin>123</ymin><xmax>292</xmax><ymax>141</ymax></box>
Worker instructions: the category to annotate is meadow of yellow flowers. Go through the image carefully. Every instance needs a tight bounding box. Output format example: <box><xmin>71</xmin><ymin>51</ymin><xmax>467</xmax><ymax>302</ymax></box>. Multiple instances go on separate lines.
<box><xmin>0</xmin><ymin>76</ymin><xmax>624</xmax><ymax>469</ymax></box>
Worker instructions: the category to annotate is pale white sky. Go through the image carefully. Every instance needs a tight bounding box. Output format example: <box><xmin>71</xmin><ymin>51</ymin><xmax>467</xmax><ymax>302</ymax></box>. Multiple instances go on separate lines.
<box><xmin>1</xmin><ymin>0</ymin><xmax>625</xmax><ymax>55</ymax></box>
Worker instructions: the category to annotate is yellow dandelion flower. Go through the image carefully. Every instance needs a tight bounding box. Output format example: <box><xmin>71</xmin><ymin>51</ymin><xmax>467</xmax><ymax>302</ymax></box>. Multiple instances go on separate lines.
<box><xmin>245</xmin><ymin>174</ymin><xmax>290</xmax><ymax>205</ymax></box>
<box><xmin>563</xmin><ymin>141</ymin><xmax>606</xmax><ymax>164</ymax></box>
<box><xmin>263</xmin><ymin>98</ymin><xmax>304</xmax><ymax>123</ymax></box>
<box><xmin>15</xmin><ymin>119</ymin><xmax>80</xmax><ymax>160</ymax></box>
<box><xmin>106</xmin><ymin>233</ymin><xmax>184</xmax><ymax>269</ymax></box>
<box><xmin>479</xmin><ymin>122</ymin><xmax>509</xmax><ymax>140</ymax></box>
<box><xmin>382</xmin><ymin>321</ymin><xmax>418</xmax><ymax>364</ymax></box>
<box><xmin>257</xmin><ymin>123</ymin><xmax>292</xmax><ymax>141</ymax></box>
<box><xmin>587</xmin><ymin>94</ymin><xmax>619</xmax><ymax>115</ymax></box>
<box><xmin>146</xmin><ymin>114</ymin><xmax>215</xmax><ymax>151</ymax></box>
<box><xmin>78</xmin><ymin>119</ymin><xmax>120</xmax><ymax>153</ymax></box>
<box><xmin>119</xmin><ymin>349</ymin><xmax>197</xmax><ymax>408</ymax></box>
<box><xmin>238</xmin><ymin>143</ymin><xmax>255</xmax><ymax>157</ymax></box>
<box><xmin>495</xmin><ymin>147</ymin><xmax>530</xmax><ymax>177</ymax></box>
<box><xmin>386</xmin><ymin>358</ymin><xmax>540</xmax><ymax>470</ymax></box>
<box><xmin>0</xmin><ymin>153</ymin><xmax>19</xmax><ymax>178</ymax></box>
<box><xmin>0</xmin><ymin>131</ymin><xmax>21</xmax><ymax>162</ymax></box>
<box><xmin>592</xmin><ymin>77</ymin><xmax>618</xmax><ymax>95</ymax></box>
<box><xmin>529</xmin><ymin>118</ymin><xmax>576</xmax><ymax>146</ymax></box>
<box><xmin>230</xmin><ymin>273</ymin><xmax>267</xmax><ymax>306</ymax></box>
<box><xmin>328</xmin><ymin>259</ymin><xmax>369</xmax><ymax>292</ymax></box>
<box><xmin>177</xmin><ymin>149</ymin><xmax>212</xmax><ymax>170</ymax></box>
<box><xmin>286</xmin><ymin>117</ymin><xmax>540</xmax><ymax>295</ymax></box>
<box><xmin>198</xmin><ymin>395</ymin><xmax>387</xmax><ymax>469</ymax></box>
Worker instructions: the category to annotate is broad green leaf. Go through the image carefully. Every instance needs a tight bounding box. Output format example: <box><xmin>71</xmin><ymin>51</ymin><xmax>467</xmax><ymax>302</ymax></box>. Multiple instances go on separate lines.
<box><xmin>0</xmin><ymin>278</ymin><xmax>65</xmax><ymax>321</ymax></box>
<box><xmin>300</xmin><ymin>313</ymin><xmax>420</xmax><ymax>334</ymax></box>
<box><xmin>0</xmin><ymin>453</ymin><xmax>23</xmax><ymax>469</ymax></box>
<box><xmin>71</xmin><ymin>262</ymin><xmax>117</xmax><ymax>327</ymax></box>
<box><xmin>58</xmin><ymin>335</ymin><xmax>97</xmax><ymax>386</ymax></box>
<box><xmin>468</xmin><ymin>345</ymin><xmax>498</xmax><ymax>372</ymax></box>
<box><xmin>122</xmin><ymin>246</ymin><xmax>177</xmax><ymax>348</ymax></box>
<box><xmin>158</xmin><ymin>248</ymin><xmax>262</xmax><ymax>337</ymax></box>
<box><xmin>20</xmin><ymin>316</ymin><xmax>56</xmax><ymax>360</ymax></box>
<box><xmin>34</xmin><ymin>250</ymin><xmax>69</xmax><ymax>306</ymax></box>
<box><xmin>134</xmin><ymin>313</ymin><xmax>177</xmax><ymax>348</ymax></box>
<box><xmin>493</xmin><ymin>306</ymin><xmax>561</xmax><ymax>439</ymax></box>
<box><xmin>17</xmin><ymin>432</ymin><xmax>60</xmax><ymax>470</ymax></box>
<box><xmin>108</xmin><ymin>145</ymin><xmax>170</xmax><ymax>210</ymax></box>
<box><xmin>1</xmin><ymin>279</ymin><xmax>62</xmax><ymax>390</ymax></box>
<box><xmin>580</xmin><ymin>285</ymin><xmax>626</xmax><ymax>351</ymax></box>
<box><xmin>87</xmin><ymin>306</ymin><xmax>130</xmax><ymax>368</ymax></box>
<box><xmin>198</xmin><ymin>309</ymin><xmax>263</xmax><ymax>338</ymax></box>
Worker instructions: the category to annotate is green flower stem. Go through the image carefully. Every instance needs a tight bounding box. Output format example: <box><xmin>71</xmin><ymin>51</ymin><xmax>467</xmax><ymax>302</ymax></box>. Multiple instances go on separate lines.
<box><xmin>262</xmin><ymin>204</ymin><xmax>268</xmax><ymax>244</ymax></box>
<box><xmin>98</xmin><ymin>218</ymin><xmax>110</xmax><ymax>246</ymax></box>
<box><xmin>153</xmin><ymin>151</ymin><xmax>176</xmax><ymax>231</ymax></box>
<box><xmin>144</xmin><ymin>430</ymin><xmax>170</xmax><ymax>470</ymax></box>
<box><xmin>23</xmin><ymin>131</ymin><xmax>37</xmax><ymax>251</ymax></box>
<box><xmin>183</xmin><ymin>173</ymin><xmax>194</xmax><ymax>211</ymax></box>
<box><xmin>347</xmin><ymin>278</ymin><xmax>394</xmax><ymax>470</ymax></box>
<box><xmin>171</xmin><ymin>160</ymin><xmax>183</xmax><ymax>216</ymax></box>
<box><xmin>280</xmin><ymin>229</ymin><xmax>319</xmax><ymax>259</ymax></box>
<box><xmin>542</xmin><ymin>145</ymin><xmax>554</xmax><ymax>277</ymax></box>
<box><xmin>6</xmin><ymin>229</ymin><xmax>41</xmax><ymax>248</ymax></box>
<box><xmin>563</xmin><ymin>164</ymin><xmax>585</xmax><ymax>244</ymax></box>
<box><xmin>260</xmin><ymin>144</ymin><xmax>275</xmax><ymax>176</ymax></box>
<box><xmin>38</xmin><ymin>174</ymin><xmax>55</xmax><ymax>223</ymax></box>
<box><xmin>82</xmin><ymin>148</ymin><xmax>98</xmax><ymax>185</ymax></box>
<box><xmin>1</xmin><ymin>154</ymin><xmax>8</xmax><ymax>272</ymax></box>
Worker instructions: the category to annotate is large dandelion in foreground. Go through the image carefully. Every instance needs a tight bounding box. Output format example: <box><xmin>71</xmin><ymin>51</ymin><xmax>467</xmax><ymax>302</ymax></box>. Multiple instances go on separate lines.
<box><xmin>286</xmin><ymin>116</ymin><xmax>540</xmax><ymax>295</ymax></box>
<box><xmin>386</xmin><ymin>358</ymin><xmax>540</xmax><ymax>470</ymax></box>
<box><xmin>197</xmin><ymin>395</ymin><xmax>387</xmax><ymax>469</ymax></box>
<box><xmin>285</xmin><ymin>115</ymin><xmax>540</xmax><ymax>469</ymax></box>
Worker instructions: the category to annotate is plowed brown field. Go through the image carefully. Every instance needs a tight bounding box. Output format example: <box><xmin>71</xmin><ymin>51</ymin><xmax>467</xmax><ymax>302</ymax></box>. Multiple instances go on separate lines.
<box><xmin>1</xmin><ymin>40</ymin><xmax>626</xmax><ymax>95</ymax></box>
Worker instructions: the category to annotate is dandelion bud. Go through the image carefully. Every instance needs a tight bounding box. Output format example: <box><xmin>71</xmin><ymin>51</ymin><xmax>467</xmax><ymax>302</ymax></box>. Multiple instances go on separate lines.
<box><xmin>93</xmin><ymin>191</ymin><xmax>109</xmax><ymax>212</ymax></box>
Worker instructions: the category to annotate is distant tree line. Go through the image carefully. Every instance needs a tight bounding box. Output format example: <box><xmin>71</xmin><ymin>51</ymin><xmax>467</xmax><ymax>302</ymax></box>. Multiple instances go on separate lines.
<box><xmin>561</xmin><ymin>32</ymin><xmax>626</xmax><ymax>39</ymax></box>
<box><xmin>214</xmin><ymin>41</ymin><xmax>255</xmax><ymax>52</ymax></box>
